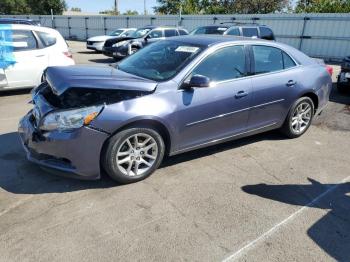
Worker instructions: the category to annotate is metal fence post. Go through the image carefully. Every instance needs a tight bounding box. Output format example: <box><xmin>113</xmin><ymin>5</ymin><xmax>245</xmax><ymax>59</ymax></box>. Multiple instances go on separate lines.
<box><xmin>68</xmin><ymin>17</ymin><xmax>71</xmax><ymax>39</ymax></box>
<box><xmin>126</xmin><ymin>17</ymin><xmax>130</xmax><ymax>28</ymax></box>
<box><xmin>299</xmin><ymin>16</ymin><xmax>310</xmax><ymax>51</ymax></box>
<box><xmin>103</xmin><ymin>17</ymin><xmax>107</xmax><ymax>35</ymax></box>
<box><xmin>85</xmin><ymin>17</ymin><xmax>89</xmax><ymax>39</ymax></box>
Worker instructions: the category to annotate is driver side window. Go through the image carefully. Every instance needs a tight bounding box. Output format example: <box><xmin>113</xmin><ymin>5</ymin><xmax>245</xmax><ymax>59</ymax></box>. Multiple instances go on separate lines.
<box><xmin>192</xmin><ymin>45</ymin><xmax>246</xmax><ymax>83</ymax></box>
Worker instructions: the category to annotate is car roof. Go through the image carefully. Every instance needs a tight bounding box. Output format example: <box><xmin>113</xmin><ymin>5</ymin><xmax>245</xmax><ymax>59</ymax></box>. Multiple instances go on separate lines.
<box><xmin>0</xmin><ymin>18</ymin><xmax>34</xmax><ymax>21</ymax></box>
<box><xmin>168</xmin><ymin>35</ymin><xmax>264</xmax><ymax>47</ymax></box>
<box><xmin>1</xmin><ymin>24</ymin><xmax>59</xmax><ymax>34</ymax></box>
<box><xmin>0</xmin><ymin>18</ymin><xmax>39</xmax><ymax>24</ymax></box>
<box><xmin>197</xmin><ymin>25</ymin><xmax>229</xmax><ymax>28</ymax></box>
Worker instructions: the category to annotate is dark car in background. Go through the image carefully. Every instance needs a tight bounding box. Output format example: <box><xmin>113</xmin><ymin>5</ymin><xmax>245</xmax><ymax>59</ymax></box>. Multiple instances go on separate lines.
<box><xmin>0</xmin><ymin>18</ymin><xmax>41</xmax><ymax>26</ymax></box>
<box><xmin>102</xmin><ymin>26</ymin><xmax>188</xmax><ymax>60</ymax></box>
<box><xmin>19</xmin><ymin>36</ymin><xmax>332</xmax><ymax>184</ymax></box>
<box><xmin>337</xmin><ymin>55</ymin><xmax>350</xmax><ymax>93</ymax></box>
<box><xmin>191</xmin><ymin>23</ymin><xmax>275</xmax><ymax>40</ymax></box>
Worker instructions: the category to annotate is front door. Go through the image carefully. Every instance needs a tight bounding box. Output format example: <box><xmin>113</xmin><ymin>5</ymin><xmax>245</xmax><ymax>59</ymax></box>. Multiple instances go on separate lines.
<box><xmin>174</xmin><ymin>45</ymin><xmax>253</xmax><ymax>151</ymax></box>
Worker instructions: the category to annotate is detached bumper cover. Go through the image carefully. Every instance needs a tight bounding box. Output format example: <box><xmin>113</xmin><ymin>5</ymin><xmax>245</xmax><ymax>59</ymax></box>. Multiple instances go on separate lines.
<box><xmin>18</xmin><ymin>113</ymin><xmax>108</xmax><ymax>180</ymax></box>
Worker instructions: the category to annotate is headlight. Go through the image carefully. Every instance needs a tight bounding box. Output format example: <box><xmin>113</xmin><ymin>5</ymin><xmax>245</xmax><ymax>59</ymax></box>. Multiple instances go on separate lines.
<box><xmin>39</xmin><ymin>105</ymin><xmax>104</xmax><ymax>131</ymax></box>
<box><xmin>112</xmin><ymin>40</ymin><xmax>128</xmax><ymax>47</ymax></box>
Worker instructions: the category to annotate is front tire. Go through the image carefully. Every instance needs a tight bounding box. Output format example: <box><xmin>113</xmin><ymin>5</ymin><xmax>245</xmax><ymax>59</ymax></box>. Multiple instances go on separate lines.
<box><xmin>103</xmin><ymin>128</ymin><xmax>165</xmax><ymax>184</ymax></box>
<box><xmin>281</xmin><ymin>97</ymin><xmax>314</xmax><ymax>138</ymax></box>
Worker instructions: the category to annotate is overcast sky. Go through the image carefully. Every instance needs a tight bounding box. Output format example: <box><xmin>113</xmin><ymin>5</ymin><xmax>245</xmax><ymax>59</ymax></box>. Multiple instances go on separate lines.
<box><xmin>66</xmin><ymin>0</ymin><xmax>158</xmax><ymax>14</ymax></box>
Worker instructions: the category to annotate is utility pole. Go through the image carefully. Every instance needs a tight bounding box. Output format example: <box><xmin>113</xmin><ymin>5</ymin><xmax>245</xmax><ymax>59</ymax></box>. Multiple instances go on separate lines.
<box><xmin>114</xmin><ymin>0</ymin><xmax>119</xmax><ymax>14</ymax></box>
<box><xmin>144</xmin><ymin>0</ymin><xmax>147</xmax><ymax>15</ymax></box>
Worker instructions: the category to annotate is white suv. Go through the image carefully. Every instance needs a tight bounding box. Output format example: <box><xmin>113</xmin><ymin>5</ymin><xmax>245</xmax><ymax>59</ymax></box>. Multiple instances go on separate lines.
<box><xmin>0</xmin><ymin>24</ymin><xmax>74</xmax><ymax>90</ymax></box>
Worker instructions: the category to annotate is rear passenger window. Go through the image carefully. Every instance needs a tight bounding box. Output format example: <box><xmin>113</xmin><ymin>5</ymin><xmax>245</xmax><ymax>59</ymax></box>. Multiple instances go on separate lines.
<box><xmin>192</xmin><ymin>45</ymin><xmax>246</xmax><ymax>82</ymax></box>
<box><xmin>37</xmin><ymin>31</ymin><xmax>56</xmax><ymax>47</ymax></box>
<box><xmin>164</xmin><ymin>29</ymin><xmax>177</xmax><ymax>37</ymax></box>
<box><xmin>259</xmin><ymin>27</ymin><xmax>275</xmax><ymax>40</ymax></box>
<box><xmin>226</xmin><ymin>28</ymin><xmax>240</xmax><ymax>36</ymax></box>
<box><xmin>11</xmin><ymin>30</ymin><xmax>37</xmax><ymax>51</ymax></box>
<box><xmin>283</xmin><ymin>52</ymin><xmax>296</xmax><ymax>69</ymax></box>
<box><xmin>253</xmin><ymin>45</ymin><xmax>296</xmax><ymax>74</ymax></box>
<box><xmin>242</xmin><ymin>28</ymin><xmax>258</xmax><ymax>38</ymax></box>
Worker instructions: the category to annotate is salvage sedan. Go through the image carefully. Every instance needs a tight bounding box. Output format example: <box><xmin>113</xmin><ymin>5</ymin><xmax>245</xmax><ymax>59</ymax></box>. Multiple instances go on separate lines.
<box><xmin>18</xmin><ymin>36</ymin><xmax>332</xmax><ymax>184</ymax></box>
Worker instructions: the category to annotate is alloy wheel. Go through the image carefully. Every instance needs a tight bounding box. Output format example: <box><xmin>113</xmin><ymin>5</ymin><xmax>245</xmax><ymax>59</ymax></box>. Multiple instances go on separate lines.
<box><xmin>116</xmin><ymin>133</ymin><xmax>158</xmax><ymax>177</ymax></box>
<box><xmin>291</xmin><ymin>102</ymin><xmax>312</xmax><ymax>134</ymax></box>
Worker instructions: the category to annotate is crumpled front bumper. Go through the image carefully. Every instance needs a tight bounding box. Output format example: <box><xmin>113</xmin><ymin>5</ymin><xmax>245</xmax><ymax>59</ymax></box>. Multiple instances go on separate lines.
<box><xmin>18</xmin><ymin>112</ymin><xmax>109</xmax><ymax>180</ymax></box>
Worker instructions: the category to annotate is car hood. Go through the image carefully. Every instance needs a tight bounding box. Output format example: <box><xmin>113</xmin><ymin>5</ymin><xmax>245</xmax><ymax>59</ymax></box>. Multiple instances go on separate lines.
<box><xmin>87</xmin><ymin>35</ymin><xmax>115</xmax><ymax>42</ymax></box>
<box><xmin>45</xmin><ymin>65</ymin><xmax>157</xmax><ymax>96</ymax></box>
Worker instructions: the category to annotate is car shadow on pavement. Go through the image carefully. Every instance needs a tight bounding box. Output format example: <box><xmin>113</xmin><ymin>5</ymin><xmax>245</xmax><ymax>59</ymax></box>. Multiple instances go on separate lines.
<box><xmin>0</xmin><ymin>132</ymin><xmax>116</xmax><ymax>195</ymax></box>
<box><xmin>242</xmin><ymin>179</ymin><xmax>350</xmax><ymax>261</ymax></box>
<box><xmin>88</xmin><ymin>58</ymin><xmax>115</xmax><ymax>64</ymax></box>
<box><xmin>0</xmin><ymin>130</ymin><xmax>285</xmax><ymax>195</ymax></box>
<box><xmin>0</xmin><ymin>89</ymin><xmax>30</xmax><ymax>97</ymax></box>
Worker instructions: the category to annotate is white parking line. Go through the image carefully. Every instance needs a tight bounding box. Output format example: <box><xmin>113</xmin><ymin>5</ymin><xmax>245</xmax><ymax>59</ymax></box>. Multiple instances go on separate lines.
<box><xmin>222</xmin><ymin>175</ymin><xmax>350</xmax><ymax>262</ymax></box>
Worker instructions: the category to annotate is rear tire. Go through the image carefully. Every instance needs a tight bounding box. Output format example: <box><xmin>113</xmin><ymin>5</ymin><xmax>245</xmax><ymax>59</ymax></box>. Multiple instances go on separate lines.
<box><xmin>103</xmin><ymin>128</ymin><xmax>165</xmax><ymax>184</ymax></box>
<box><xmin>281</xmin><ymin>97</ymin><xmax>314</xmax><ymax>138</ymax></box>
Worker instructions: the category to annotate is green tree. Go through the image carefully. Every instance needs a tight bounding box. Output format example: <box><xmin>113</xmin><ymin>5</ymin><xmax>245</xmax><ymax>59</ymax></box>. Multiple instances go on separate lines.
<box><xmin>27</xmin><ymin>0</ymin><xmax>67</xmax><ymax>15</ymax></box>
<box><xmin>154</xmin><ymin>0</ymin><xmax>290</xmax><ymax>14</ymax></box>
<box><xmin>123</xmin><ymin>10</ymin><xmax>139</xmax><ymax>15</ymax></box>
<box><xmin>0</xmin><ymin>0</ymin><xmax>67</xmax><ymax>15</ymax></box>
<box><xmin>296</xmin><ymin>0</ymin><xmax>350</xmax><ymax>12</ymax></box>
<box><xmin>0</xmin><ymin>0</ymin><xmax>30</xmax><ymax>15</ymax></box>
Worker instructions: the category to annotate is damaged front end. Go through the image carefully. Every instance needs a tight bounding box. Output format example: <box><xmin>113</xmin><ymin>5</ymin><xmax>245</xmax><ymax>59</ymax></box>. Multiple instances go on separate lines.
<box><xmin>35</xmin><ymin>82</ymin><xmax>150</xmax><ymax>109</ymax></box>
<box><xmin>19</xmin><ymin>66</ymin><xmax>156</xmax><ymax>179</ymax></box>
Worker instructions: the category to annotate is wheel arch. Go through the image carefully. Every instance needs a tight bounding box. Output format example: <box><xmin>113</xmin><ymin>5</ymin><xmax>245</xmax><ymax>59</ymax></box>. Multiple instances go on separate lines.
<box><xmin>300</xmin><ymin>91</ymin><xmax>319</xmax><ymax>112</ymax></box>
<box><xmin>100</xmin><ymin>119</ymin><xmax>172</xmax><ymax>168</ymax></box>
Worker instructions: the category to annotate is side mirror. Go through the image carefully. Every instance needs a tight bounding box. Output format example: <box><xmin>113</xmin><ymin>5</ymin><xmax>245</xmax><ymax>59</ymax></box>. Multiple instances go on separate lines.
<box><xmin>186</xmin><ymin>75</ymin><xmax>210</xmax><ymax>89</ymax></box>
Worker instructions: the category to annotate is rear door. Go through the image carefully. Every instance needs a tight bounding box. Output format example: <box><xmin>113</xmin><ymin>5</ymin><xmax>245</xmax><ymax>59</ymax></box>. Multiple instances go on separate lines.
<box><xmin>4</xmin><ymin>29</ymin><xmax>48</xmax><ymax>88</ymax></box>
<box><xmin>247</xmin><ymin>45</ymin><xmax>299</xmax><ymax>129</ymax></box>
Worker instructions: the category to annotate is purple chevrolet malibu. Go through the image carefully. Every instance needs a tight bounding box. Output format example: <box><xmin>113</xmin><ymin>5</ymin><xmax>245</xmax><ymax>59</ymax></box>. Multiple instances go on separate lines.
<box><xmin>18</xmin><ymin>36</ymin><xmax>332</xmax><ymax>184</ymax></box>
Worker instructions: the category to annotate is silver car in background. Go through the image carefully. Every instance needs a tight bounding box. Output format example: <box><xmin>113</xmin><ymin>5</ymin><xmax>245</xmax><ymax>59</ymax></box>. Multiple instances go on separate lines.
<box><xmin>86</xmin><ymin>28</ymin><xmax>136</xmax><ymax>51</ymax></box>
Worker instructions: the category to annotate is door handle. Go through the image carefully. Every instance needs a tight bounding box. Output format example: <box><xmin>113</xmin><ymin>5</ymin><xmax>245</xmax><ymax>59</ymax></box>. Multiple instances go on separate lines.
<box><xmin>235</xmin><ymin>90</ymin><xmax>248</xmax><ymax>98</ymax></box>
<box><xmin>286</xmin><ymin>80</ymin><xmax>297</xmax><ymax>87</ymax></box>
<box><xmin>36</xmin><ymin>54</ymin><xmax>45</xmax><ymax>57</ymax></box>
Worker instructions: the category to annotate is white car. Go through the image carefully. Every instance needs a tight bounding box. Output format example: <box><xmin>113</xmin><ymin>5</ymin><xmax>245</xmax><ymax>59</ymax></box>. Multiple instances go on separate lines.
<box><xmin>0</xmin><ymin>24</ymin><xmax>74</xmax><ymax>90</ymax></box>
<box><xmin>86</xmin><ymin>28</ymin><xmax>136</xmax><ymax>51</ymax></box>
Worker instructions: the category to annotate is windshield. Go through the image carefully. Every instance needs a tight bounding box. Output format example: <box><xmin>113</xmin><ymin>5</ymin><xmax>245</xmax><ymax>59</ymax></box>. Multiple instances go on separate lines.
<box><xmin>108</xmin><ymin>30</ymin><xmax>124</xmax><ymax>36</ymax></box>
<box><xmin>190</xmin><ymin>26</ymin><xmax>228</xmax><ymax>35</ymax></box>
<box><xmin>130</xmin><ymin>28</ymin><xmax>152</xmax><ymax>38</ymax></box>
<box><xmin>118</xmin><ymin>40</ymin><xmax>205</xmax><ymax>81</ymax></box>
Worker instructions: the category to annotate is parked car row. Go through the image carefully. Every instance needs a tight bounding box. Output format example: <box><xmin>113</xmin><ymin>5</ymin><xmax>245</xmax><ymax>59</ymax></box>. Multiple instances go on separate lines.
<box><xmin>86</xmin><ymin>23</ymin><xmax>275</xmax><ymax>61</ymax></box>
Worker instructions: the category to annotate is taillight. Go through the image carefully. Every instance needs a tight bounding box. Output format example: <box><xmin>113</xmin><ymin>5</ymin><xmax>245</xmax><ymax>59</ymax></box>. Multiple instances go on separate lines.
<box><xmin>63</xmin><ymin>51</ymin><xmax>73</xmax><ymax>59</ymax></box>
<box><xmin>326</xmin><ymin>65</ymin><xmax>333</xmax><ymax>76</ymax></box>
